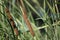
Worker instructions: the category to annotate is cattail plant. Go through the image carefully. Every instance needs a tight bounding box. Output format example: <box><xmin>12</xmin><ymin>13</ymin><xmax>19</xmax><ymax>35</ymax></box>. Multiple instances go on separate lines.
<box><xmin>20</xmin><ymin>0</ymin><xmax>35</xmax><ymax>37</ymax></box>
<box><xmin>0</xmin><ymin>0</ymin><xmax>60</xmax><ymax>40</ymax></box>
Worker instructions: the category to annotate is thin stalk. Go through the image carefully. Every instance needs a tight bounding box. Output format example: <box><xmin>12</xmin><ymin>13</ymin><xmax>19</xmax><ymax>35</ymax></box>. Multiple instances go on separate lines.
<box><xmin>20</xmin><ymin>0</ymin><xmax>35</xmax><ymax>37</ymax></box>
<box><xmin>5</xmin><ymin>8</ymin><xmax>19</xmax><ymax>36</ymax></box>
<box><xmin>4</xmin><ymin>7</ymin><xmax>19</xmax><ymax>40</ymax></box>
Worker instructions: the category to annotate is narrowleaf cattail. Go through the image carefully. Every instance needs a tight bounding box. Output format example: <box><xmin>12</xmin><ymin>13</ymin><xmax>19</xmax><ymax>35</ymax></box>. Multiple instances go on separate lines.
<box><xmin>5</xmin><ymin>8</ymin><xmax>19</xmax><ymax>36</ymax></box>
<box><xmin>20</xmin><ymin>0</ymin><xmax>35</xmax><ymax>36</ymax></box>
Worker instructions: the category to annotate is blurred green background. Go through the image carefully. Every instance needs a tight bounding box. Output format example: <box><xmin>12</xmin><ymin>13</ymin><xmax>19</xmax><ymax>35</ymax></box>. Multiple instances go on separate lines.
<box><xmin>0</xmin><ymin>0</ymin><xmax>60</xmax><ymax>40</ymax></box>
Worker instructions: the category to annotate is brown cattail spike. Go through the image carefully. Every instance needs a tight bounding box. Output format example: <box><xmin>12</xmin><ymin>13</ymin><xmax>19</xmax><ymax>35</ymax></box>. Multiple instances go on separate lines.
<box><xmin>20</xmin><ymin>0</ymin><xmax>35</xmax><ymax>36</ymax></box>
<box><xmin>5</xmin><ymin>8</ymin><xmax>19</xmax><ymax>36</ymax></box>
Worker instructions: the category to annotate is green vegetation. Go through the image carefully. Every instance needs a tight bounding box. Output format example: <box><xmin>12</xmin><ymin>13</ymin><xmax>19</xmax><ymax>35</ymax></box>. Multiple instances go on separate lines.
<box><xmin>0</xmin><ymin>0</ymin><xmax>60</xmax><ymax>40</ymax></box>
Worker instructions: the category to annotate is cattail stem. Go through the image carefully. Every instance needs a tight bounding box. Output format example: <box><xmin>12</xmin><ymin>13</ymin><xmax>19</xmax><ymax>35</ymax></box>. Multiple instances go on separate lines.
<box><xmin>5</xmin><ymin>8</ymin><xmax>19</xmax><ymax>36</ymax></box>
<box><xmin>20</xmin><ymin>0</ymin><xmax>35</xmax><ymax>36</ymax></box>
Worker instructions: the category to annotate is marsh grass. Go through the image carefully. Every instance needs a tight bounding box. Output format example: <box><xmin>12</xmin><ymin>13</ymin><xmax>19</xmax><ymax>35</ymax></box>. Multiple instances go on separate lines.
<box><xmin>0</xmin><ymin>0</ymin><xmax>60</xmax><ymax>40</ymax></box>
